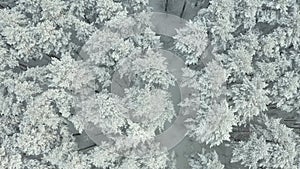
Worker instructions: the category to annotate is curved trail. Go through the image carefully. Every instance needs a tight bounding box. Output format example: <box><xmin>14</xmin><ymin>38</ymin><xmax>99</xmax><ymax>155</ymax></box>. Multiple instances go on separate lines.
<box><xmin>84</xmin><ymin>12</ymin><xmax>212</xmax><ymax>151</ymax></box>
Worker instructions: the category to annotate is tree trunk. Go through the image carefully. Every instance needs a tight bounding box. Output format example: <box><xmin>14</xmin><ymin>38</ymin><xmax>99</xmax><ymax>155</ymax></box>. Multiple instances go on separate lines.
<box><xmin>72</xmin><ymin>133</ymin><xmax>81</xmax><ymax>136</ymax></box>
<box><xmin>165</xmin><ymin>0</ymin><xmax>168</xmax><ymax>12</ymax></box>
<box><xmin>78</xmin><ymin>144</ymin><xmax>97</xmax><ymax>151</ymax></box>
<box><xmin>180</xmin><ymin>0</ymin><xmax>187</xmax><ymax>18</ymax></box>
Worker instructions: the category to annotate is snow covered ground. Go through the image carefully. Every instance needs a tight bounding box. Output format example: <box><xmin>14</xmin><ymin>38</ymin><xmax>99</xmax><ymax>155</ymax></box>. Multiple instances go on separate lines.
<box><xmin>149</xmin><ymin>0</ymin><xmax>203</xmax><ymax>20</ymax></box>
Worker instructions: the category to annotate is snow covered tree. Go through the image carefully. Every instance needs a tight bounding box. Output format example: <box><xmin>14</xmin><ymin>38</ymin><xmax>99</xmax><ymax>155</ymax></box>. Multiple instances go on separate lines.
<box><xmin>180</xmin><ymin>59</ymin><xmax>236</xmax><ymax>146</ymax></box>
<box><xmin>117</xmin><ymin>48</ymin><xmax>176</xmax><ymax>89</ymax></box>
<box><xmin>174</xmin><ymin>20</ymin><xmax>208</xmax><ymax>65</ymax></box>
<box><xmin>75</xmin><ymin>91</ymin><xmax>128</xmax><ymax>135</ymax></box>
<box><xmin>229</xmin><ymin>76</ymin><xmax>270</xmax><ymax>125</ymax></box>
<box><xmin>232</xmin><ymin>115</ymin><xmax>300</xmax><ymax>169</ymax></box>
<box><xmin>0</xmin><ymin>0</ymin><xmax>178</xmax><ymax>168</ymax></box>
<box><xmin>1</xmin><ymin>0</ymin><xmax>300</xmax><ymax>168</ymax></box>
<box><xmin>123</xmin><ymin>87</ymin><xmax>175</xmax><ymax>133</ymax></box>
<box><xmin>72</xmin><ymin>85</ymin><xmax>176</xmax><ymax>157</ymax></box>
<box><xmin>184</xmin><ymin>100</ymin><xmax>236</xmax><ymax>147</ymax></box>
<box><xmin>88</xmin><ymin>141</ymin><xmax>175</xmax><ymax>169</ymax></box>
<box><xmin>270</xmin><ymin>70</ymin><xmax>300</xmax><ymax>112</ymax></box>
<box><xmin>182</xmin><ymin>0</ymin><xmax>300</xmax><ymax>124</ymax></box>
<box><xmin>0</xmin><ymin>0</ymin><xmax>96</xmax><ymax>64</ymax></box>
<box><xmin>197</xmin><ymin>0</ymin><xmax>235</xmax><ymax>50</ymax></box>
<box><xmin>188</xmin><ymin>149</ymin><xmax>224</xmax><ymax>169</ymax></box>
<box><xmin>231</xmin><ymin>133</ymin><xmax>270</xmax><ymax>169</ymax></box>
<box><xmin>254</xmin><ymin>27</ymin><xmax>300</xmax><ymax>112</ymax></box>
<box><xmin>43</xmin><ymin>130</ymin><xmax>92</xmax><ymax>169</ymax></box>
<box><xmin>82</xmin><ymin>10</ymin><xmax>175</xmax><ymax>89</ymax></box>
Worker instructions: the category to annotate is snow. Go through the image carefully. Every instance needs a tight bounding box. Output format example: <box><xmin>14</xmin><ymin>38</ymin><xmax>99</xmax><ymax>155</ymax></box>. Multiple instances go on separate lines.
<box><xmin>149</xmin><ymin>0</ymin><xmax>203</xmax><ymax>20</ymax></box>
<box><xmin>89</xmin><ymin>48</ymin><xmax>193</xmax><ymax>151</ymax></box>
<box><xmin>150</xmin><ymin>12</ymin><xmax>186</xmax><ymax>37</ymax></box>
<box><xmin>81</xmin><ymin>3</ymin><xmax>254</xmax><ymax>168</ymax></box>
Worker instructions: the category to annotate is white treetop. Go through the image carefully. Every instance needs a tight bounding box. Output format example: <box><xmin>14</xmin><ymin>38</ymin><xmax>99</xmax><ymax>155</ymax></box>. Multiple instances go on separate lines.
<box><xmin>0</xmin><ymin>0</ymin><xmax>176</xmax><ymax>168</ymax></box>
<box><xmin>174</xmin><ymin>20</ymin><xmax>208</xmax><ymax>65</ymax></box>
<box><xmin>1</xmin><ymin>0</ymin><xmax>300</xmax><ymax>168</ymax></box>
<box><xmin>188</xmin><ymin>149</ymin><xmax>224</xmax><ymax>169</ymax></box>
<box><xmin>232</xmin><ymin>115</ymin><xmax>300</xmax><ymax>169</ymax></box>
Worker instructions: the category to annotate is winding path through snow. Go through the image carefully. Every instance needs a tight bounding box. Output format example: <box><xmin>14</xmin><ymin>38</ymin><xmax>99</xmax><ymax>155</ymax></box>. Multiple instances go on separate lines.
<box><xmin>84</xmin><ymin>12</ymin><xmax>212</xmax><ymax>151</ymax></box>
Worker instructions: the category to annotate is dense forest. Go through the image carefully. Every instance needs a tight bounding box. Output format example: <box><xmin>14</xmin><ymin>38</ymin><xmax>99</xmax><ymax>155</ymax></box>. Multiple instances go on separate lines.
<box><xmin>0</xmin><ymin>0</ymin><xmax>300</xmax><ymax>168</ymax></box>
